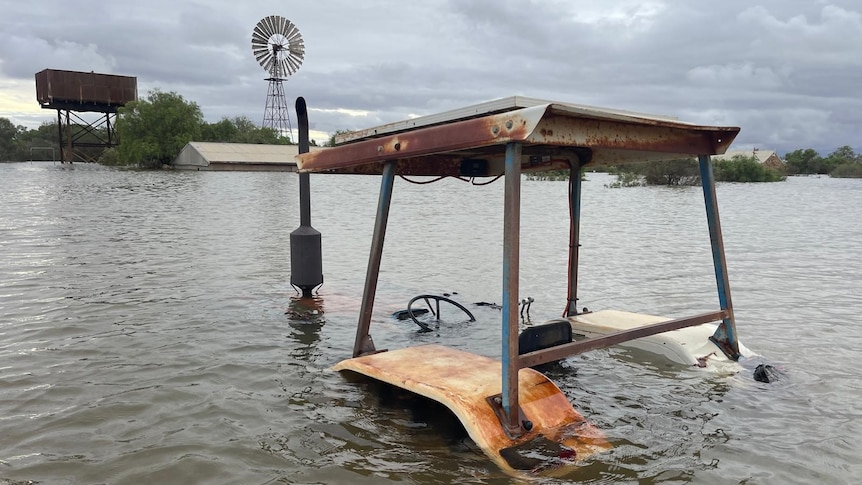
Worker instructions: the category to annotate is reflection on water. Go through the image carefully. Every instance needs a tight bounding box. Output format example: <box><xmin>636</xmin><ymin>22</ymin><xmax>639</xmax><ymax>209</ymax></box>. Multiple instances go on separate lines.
<box><xmin>1</xmin><ymin>163</ymin><xmax>861</xmax><ymax>484</ymax></box>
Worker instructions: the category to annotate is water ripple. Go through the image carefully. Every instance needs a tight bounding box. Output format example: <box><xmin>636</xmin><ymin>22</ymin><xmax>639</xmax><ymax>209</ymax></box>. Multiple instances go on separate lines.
<box><xmin>1</xmin><ymin>165</ymin><xmax>860</xmax><ymax>484</ymax></box>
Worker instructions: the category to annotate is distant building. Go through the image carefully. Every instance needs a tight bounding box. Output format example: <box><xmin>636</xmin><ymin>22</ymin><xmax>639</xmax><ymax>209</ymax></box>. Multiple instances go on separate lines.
<box><xmin>714</xmin><ymin>148</ymin><xmax>784</xmax><ymax>171</ymax></box>
<box><xmin>173</xmin><ymin>142</ymin><xmax>325</xmax><ymax>171</ymax></box>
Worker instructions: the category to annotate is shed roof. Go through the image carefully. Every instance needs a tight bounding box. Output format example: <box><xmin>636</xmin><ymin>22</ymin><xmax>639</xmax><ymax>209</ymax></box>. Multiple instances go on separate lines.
<box><xmin>174</xmin><ymin>142</ymin><xmax>328</xmax><ymax>171</ymax></box>
<box><xmin>713</xmin><ymin>149</ymin><xmax>780</xmax><ymax>164</ymax></box>
<box><xmin>186</xmin><ymin>142</ymin><xmax>312</xmax><ymax>163</ymax></box>
<box><xmin>296</xmin><ymin>97</ymin><xmax>740</xmax><ymax>176</ymax></box>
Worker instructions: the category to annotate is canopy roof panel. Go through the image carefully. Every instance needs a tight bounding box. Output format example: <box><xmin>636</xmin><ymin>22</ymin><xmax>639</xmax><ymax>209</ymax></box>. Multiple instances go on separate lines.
<box><xmin>296</xmin><ymin>97</ymin><xmax>740</xmax><ymax>176</ymax></box>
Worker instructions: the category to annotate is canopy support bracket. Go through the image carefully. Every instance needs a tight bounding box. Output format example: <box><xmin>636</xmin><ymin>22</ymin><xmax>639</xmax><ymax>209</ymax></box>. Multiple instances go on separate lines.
<box><xmin>487</xmin><ymin>394</ymin><xmax>531</xmax><ymax>439</ymax></box>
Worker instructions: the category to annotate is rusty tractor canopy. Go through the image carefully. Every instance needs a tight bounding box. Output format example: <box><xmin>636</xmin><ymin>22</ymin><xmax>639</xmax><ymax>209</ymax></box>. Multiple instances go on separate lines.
<box><xmin>36</xmin><ymin>69</ymin><xmax>137</xmax><ymax>113</ymax></box>
<box><xmin>295</xmin><ymin>97</ymin><xmax>740</xmax><ymax>176</ymax></box>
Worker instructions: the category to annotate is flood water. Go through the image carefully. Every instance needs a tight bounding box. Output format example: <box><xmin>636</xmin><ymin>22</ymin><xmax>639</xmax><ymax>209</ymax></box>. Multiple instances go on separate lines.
<box><xmin>1</xmin><ymin>162</ymin><xmax>861</xmax><ymax>484</ymax></box>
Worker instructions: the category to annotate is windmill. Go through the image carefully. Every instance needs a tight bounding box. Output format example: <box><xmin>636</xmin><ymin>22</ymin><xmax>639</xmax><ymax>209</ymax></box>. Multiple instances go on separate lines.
<box><xmin>252</xmin><ymin>15</ymin><xmax>305</xmax><ymax>140</ymax></box>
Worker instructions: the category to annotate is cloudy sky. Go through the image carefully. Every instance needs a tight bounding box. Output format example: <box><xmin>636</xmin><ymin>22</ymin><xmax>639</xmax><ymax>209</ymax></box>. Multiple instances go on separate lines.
<box><xmin>1</xmin><ymin>0</ymin><xmax>860</xmax><ymax>155</ymax></box>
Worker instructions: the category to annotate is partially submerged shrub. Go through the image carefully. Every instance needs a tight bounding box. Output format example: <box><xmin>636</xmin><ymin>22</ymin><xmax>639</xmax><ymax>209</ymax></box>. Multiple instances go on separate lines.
<box><xmin>713</xmin><ymin>155</ymin><xmax>785</xmax><ymax>182</ymax></box>
<box><xmin>830</xmin><ymin>162</ymin><xmax>862</xmax><ymax>178</ymax></box>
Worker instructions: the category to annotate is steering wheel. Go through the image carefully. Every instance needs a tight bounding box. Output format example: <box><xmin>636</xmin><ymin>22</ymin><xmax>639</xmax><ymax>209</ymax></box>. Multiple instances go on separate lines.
<box><xmin>407</xmin><ymin>294</ymin><xmax>476</xmax><ymax>332</ymax></box>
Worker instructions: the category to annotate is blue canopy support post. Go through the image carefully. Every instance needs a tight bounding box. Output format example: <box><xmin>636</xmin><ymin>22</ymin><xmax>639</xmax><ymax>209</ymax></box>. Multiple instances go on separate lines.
<box><xmin>353</xmin><ymin>160</ymin><xmax>397</xmax><ymax>357</ymax></box>
<box><xmin>501</xmin><ymin>142</ymin><xmax>523</xmax><ymax>436</ymax></box>
<box><xmin>564</xmin><ymin>160</ymin><xmax>585</xmax><ymax>317</ymax></box>
<box><xmin>698</xmin><ymin>155</ymin><xmax>740</xmax><ymax>360</ymax></box>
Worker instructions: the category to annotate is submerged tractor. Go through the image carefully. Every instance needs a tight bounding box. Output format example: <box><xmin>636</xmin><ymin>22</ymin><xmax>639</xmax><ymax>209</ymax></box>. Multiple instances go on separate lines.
<box><xmin>293</xmin><ymin>96</ymin><xmax>753</xmax><ymax>476</ymax></box>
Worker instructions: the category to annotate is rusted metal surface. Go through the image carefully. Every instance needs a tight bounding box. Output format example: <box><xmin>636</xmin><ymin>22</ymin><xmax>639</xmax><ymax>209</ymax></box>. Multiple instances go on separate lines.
<box><xmin>35</xmin><ymin>69</ymin><xmax>137</xmax><ymax>110</ymax></box>
<box><xmin>518</xmin><ymin>310</ymin><xmax>729</xmax><ymax>369</ymax></box>
<box><xmin>54</xmin><ymin>109</ymin><xmax>119</xmax><ymax>163</ymax></box>
<box><xmin>526</xmin><ymin>110</ymin><xmax>732</xmax><ymax>157</ymax></box>
<box><xmin>314</xmin><ymin>152</ymin><xmax>578</xmax><ymax>177</ymax></box>
<box><xmin>315</xmin><ymin>98</ymin><xmax>744</xmax><ymax>472</ymax></box>
<box><xmin>502</xmin><ymin>143</ymin><xmax>523</xmax><ymax>434</ymax></box>
<box><xmin>299</xmin><ymin>105</ymin><xmax>544</xmax><ymax>173</ymax></box>
<box><xmin>296</xmin><ymin>103</ymin><xmax>739</xmax><ymax>175</ymax></box>
<box><xmin>333</xmin><ymin>344</ymin><xmax>610</xmax><ymax>476</ymax></box>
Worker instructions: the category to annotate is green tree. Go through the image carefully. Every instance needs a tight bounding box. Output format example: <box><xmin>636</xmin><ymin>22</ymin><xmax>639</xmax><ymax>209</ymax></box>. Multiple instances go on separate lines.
<box><xmin>609</xmin><ymin>159</ymin><xmax>700</xmax><ymax>186</ymax></box>
<box><xmin>642</xmin><ymin>158</ymin><xmax>701</xmax><ymax>185</ymax></box>
<box><xmin>611</xmin><ymin>155</ymin><xmax>785</xmax><ymax>186</ymax></box>
<box><xmin>830</xmin><ymin>163</ymin><xmax>862</xmax><ymax>178</ymax></box>
<box><xmin>117</xmin><ymin>90</ymin><xmax>203</xmax><ymax>168</ymax></box>
<box><xmin>827</xmin><ymin>146</ymin><xmax>862</xmax><ymax>178</ymax></box>
<box><xmin>826</xmin><ymin>145</ymin><xmax>858</xmax><ymax>163</ymax></box>
<box><xmin>200</xmin><ymin>118</ymin><xmax>239</xmax><ymax>142</ymax></box>
<box><xmin>200</xmin><ymin>116</ymin><xmax>290</xmax><ymax>145</ymax></box>
<box><xmin>605</xmin><ymin>170</ymin><xmax>644</xmax><ymax>188</ymax></box>
<box><xmin>784</xmin><ymin>148</ymin><xmax>824</xmax><ymax>174</ymax></box>
<box><xmin>228</xmin><ymin>116</ymin><xmax>284</xmax><ymax>144</ymax></box>
<box><xmin>16</xmin><ymin>121</ymin><xmax>59</xmax><ymax>161</ymax></box>
<box><xmin>98</xmin><ymin>147</ymin><xmax>121</xmax><ymax>166</ymax></box>
<box><xmin>0</xmin><ymin>117</ymin><xmax>24</xmax><ymax>161</ymax></box>
<box><xmin>714</xmin><ymin>155</ymin><xmax>785</xmax><ymax>182</ymax></box>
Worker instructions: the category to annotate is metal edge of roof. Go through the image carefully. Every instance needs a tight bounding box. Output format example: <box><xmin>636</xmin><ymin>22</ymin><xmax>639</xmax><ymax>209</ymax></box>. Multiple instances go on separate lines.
<box><xmin>296</xmin><ymin>104</ymin><xmax>740</xmax><ymax>174</ymax></box>
<box><xmin>299</xmin><ymin>104</ymin><xmax>553</xmax><ymax>172</ymax></box>
<box><xmin>334</xmin><ymin>96</ymin><xmax>681</xmax><ymax>144</ymax></box>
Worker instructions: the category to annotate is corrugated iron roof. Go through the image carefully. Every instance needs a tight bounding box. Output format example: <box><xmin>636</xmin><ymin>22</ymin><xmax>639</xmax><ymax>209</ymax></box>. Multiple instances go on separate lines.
<box><xmin>187</xmin><ymin>142</ymin><xmax>323</xmax><ymax>164</ymax></box>
<box><xmin>713</xmin><ymin>149</ymin><xmax>780</xmax><ymax>164</ymax></box>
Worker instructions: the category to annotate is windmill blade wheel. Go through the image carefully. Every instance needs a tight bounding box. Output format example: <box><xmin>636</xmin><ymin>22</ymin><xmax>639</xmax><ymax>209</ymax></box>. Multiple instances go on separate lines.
<box><xmin>251</xmin><ymin>15</ymin><xmax>305</xmax><ymax>78</ymax></box>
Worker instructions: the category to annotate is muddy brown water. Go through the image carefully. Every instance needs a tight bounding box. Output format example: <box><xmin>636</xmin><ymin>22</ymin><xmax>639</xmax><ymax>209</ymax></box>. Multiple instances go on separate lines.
<box><xmin>2</xmin><ymin>163</ymin><xmax>860</xmax><ymax>484</ymax></box>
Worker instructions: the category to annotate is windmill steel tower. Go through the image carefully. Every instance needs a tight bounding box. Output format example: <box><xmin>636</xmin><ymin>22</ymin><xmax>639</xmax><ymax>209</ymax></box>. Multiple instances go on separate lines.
<box><xmin>252</xmin><ymin>16</ymin><xmax>304</xmax><ymax>140</ymax></box>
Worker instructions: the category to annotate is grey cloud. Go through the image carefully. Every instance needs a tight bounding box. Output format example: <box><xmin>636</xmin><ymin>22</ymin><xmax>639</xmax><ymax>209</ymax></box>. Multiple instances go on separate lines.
<box><xmin>1</xmin><ymin>0</ymin><xmax>860</xmax><ymax>155</ymax></box>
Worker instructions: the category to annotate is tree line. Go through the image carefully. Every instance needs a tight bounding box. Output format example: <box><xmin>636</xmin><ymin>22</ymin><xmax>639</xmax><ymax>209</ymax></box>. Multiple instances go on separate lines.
<box><xmin>607</xmin><ymin>146</ymin><xmax>862</xmax><ymax>186</ymax></box>
<box><xmin>0</xmin><ymin>117</ymin><xmax>59</xmax><ymax>161</ymax></box>
<box><xmin>783</xmin><ymin>146</ymin><xmax>862</xmax><ymax>178</ymax></box>
<box><xmin>608</xmin><ymin>155</ymin><xmax>785</xmax><ymax>186</ymax></box>
<box><xmin>3</xmin><ymin>92</ymin><xmax>861</xmax><ymax>178</ymax></box>
<box><xmin>0</xmin><ymin>89</ymin><xmax>295</xmax><ymax>167</ymax></box>
<box><xmin>109</xmin><ymin>90</ymin><xmax>295</xmax><ymax>168</ymax></box>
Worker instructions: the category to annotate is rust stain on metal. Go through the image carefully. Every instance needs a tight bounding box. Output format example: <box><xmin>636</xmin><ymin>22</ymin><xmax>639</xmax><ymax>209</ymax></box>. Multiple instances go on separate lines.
<box><xmin>332</xmin><ymin>344</ymin><xmax>610</xmax><ymax>476</ymax></box>
<box><xmin>296</xmin><ymin>103</ymin><xmax>740</xmax><ymax>174</ymax></box>
<box><xmin>35</xmin><ymin>69</ymin><xmax>137</xmax><ymax>109</ymax></box>
<box><xmin>527</xmin><ymin>115</ymin><xmax>739</xmax><ymax>157</ymax></box>
<box><xmin>297</xmin><ymin>108</ymin><xmax>546</xmax><ymax>173</ymax></box>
